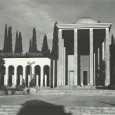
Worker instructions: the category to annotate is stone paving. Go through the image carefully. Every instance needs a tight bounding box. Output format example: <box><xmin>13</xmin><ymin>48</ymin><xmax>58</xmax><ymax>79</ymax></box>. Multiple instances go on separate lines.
<box><xmin>1</xmin><ymin>91</ymin><xmax>115</xmax><ymax>115</ymax></box>
<box><xmin>0</xmin><ymin>95</ymin><xmax>115</xmax><ymax>107</ymax></box>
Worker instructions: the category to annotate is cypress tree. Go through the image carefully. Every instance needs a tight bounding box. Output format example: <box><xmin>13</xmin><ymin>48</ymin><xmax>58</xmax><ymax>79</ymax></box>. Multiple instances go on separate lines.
<box><xmin>19</xmin><ymin>32</ymin><xmax>23</xmax><ymax>53</ymax></box>
<box><xmin>3</xmin><ymin>24</ymin><xmax>8</xmax><ymax>53</ymax></box>
<box><xmin>14</xmin><ymin>31</ymin><xmax>23</xmax><ymax>54</ymax></box>
<box><xmin>7</xmin><ymin>26</ymin><xmax>12</xmax><ymax>53</ymax></box>
<box><xmin>42</xmin><ymin>34</ymin><xmax>50</xmax><ymax>57</ymax></box>
<box><xmin>29</xmin><ymin>38</ymin><xmax>32</xmax><ymax>53</ymax></box>
<box><xmin>51</xmin><ymin>21</ymin><xmax>58</xmax><ymax>59</ymax></box>
<box><xmin>31</xmin><ymin>28</ymin><xmax>37</xmax><ymax>53</ymax></box>
<box><xmin>14</xmin><ymin>31</ymin><xmax>19</xmax><ymax>53</ymax></box>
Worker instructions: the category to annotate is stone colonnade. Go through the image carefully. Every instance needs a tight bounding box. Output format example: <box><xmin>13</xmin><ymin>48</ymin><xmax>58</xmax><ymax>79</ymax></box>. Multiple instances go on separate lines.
<box><xmin>3</xmin><ymin>58</ymin><xmax>51</xmax><ymax>87</ymax></box>
<box><xmin>57</xmin><ymin>26</ymin><xmax>111</xmax><ymax>87</ymax></box>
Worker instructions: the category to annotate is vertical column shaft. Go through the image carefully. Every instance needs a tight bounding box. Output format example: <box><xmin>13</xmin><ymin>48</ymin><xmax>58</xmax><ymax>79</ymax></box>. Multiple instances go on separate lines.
<box><xmin>36</xmin><ymin>75</ymin><xmax>38</xmax><ymax>86</ymax></box>
<box><xmin>49</xmin><ymin>63</ymin><xmax>52</xmax><ymax>87</ymax></box>
<box><xmin>28</xmin><ymin>75</ymin><xmax>30</xmax><ymax>86</ymax></box>
<box><xmin>53</xmin><ymin>60</ymin><xmax>55</xmax><ymax>88</ymax></box>
<box><xmin>20</xmin><ymin>75</ymin><xmax>22</xmax><ymax>85</ymax></box>
<box><xmin>12</xmin><ymin>75</ymin><xmax>14</xmax><ymax>85</ymax></box>
<box><xmin>74</xmin><ymin>29</ymin><xmax>78</xmax><ymax>85</ymax></box>
<box><xmin>61</xmin><ymin>38</ymin><xmax>64</xmax><ymax>86</ymax></box>
<box><xmin>23</xmin><ymin>66</ymin><xmax>26</xmax><ymax>83</ymax></box>
<box><xmin>4</xmin><ymin>66</ymin><xmax>8</xmax><ymax>86</ymax></box>
<box><xmin>32</xmin><ymin>66</ymin><xmax>34</xmax><ymax>79</ymax></box>
<box><xmin>90</xmin><ymin>28</ymin><xmax>93</xmax><ymax>85</ymax></box>
<box><xmin>57</xmin><ymin>29</ymin><xmax>62</xmax><ymax>86</ymax></box>
<box><xmin>94</xmin><ymin>53</ymin><xmax>95</xmax><ymax>86</ymax></box>
<box><xmin>14</xmin><ymin>66</ymin><xmax>17</xmax><ymax>86</ymax></box>
<box><xmin>63</xmin><ymin>47</ymin><xmax>65</xmax><ymax>86</ymax></box>
<box><xmin>40</xmin><ymin>66</ymin><xmax>43</xmax><ymax>87</ymax></box>
<box><xmin>30</xmin><ymin>66</ymin><xmax>32</xmax><ymax>81</ymax></box>
<box><xmin>45</xmin><ymin>75</ymin><xmax>47</xmax><ymax>86</ymax></box>
<box><xmin>105</xmin><ymin>28</ymin><xmax>110</xmax><ymax>85</ymax></box>
<box><xmin>102</xmin><ymin>42</ymin><xmax>105</xmax><ymax>60</ymax></box>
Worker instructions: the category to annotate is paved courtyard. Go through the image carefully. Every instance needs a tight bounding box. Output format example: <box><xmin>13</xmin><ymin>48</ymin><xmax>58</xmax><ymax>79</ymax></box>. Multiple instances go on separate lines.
<box><xmin>0</xmin><ymin>95</ymin><xmax>115</xmax><ymax>107</ymax></box>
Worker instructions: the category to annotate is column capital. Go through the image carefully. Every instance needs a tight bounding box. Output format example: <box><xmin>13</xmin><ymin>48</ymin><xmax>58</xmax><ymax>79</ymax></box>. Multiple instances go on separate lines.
<box><xmin>74</xmin><ymin>29</ymin><xmax>77</xmax><ymax>32</ymax></box>
<box><xmin>23</xmin><ymin>65</ymin><xmax>26</xmax><ymax>68</ymax></box>
<box><xmin>106</xmin><ymin>27</ymin><xmax>109</xmax><ymax>31</ymax></box>
<box><xmin>14</xmin><ymin>65</ymin><xmax>18</xmax><ymax>68</ymax></box>
<box><xmin>59</xmin><ymin>29</ymin><xmax>62</xmax><ymax>31</ymax></box>
<box><xmin>40</xmin><ymin>65</ymin><xmax>43</xmax><ymax>69</ymax></box>
<box><xmin>90</xmin><ymin>28</ymin><xmax>93</xmax><ymax>30</ymax></box>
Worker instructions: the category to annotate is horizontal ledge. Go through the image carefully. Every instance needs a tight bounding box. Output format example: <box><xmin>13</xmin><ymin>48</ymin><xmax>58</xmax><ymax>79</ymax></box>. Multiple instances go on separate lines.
<box><xmin>57</xmin><ymin>23</ymin><xmax>112</xmax><ymax>29</ymax></box>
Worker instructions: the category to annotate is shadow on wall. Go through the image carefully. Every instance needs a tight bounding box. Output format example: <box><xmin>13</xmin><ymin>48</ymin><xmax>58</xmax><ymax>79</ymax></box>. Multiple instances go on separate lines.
<box><xmin>18</xmin><ymin>100</ymin><xmax>72</xmax><ymax>115</ymax></box>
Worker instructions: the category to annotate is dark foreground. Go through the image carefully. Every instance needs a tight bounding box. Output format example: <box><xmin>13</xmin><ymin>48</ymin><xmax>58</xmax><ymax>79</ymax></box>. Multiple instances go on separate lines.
<box><xmin>1</xmin><ymin>95</ymin><xmax>115</xmax><ymax>115</ymax></box>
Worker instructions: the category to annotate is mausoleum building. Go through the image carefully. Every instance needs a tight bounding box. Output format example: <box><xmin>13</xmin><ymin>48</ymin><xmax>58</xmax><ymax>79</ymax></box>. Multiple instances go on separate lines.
<box><xmin>0</xmin><ymin>17</ymin><xmax>113</xmax><ymax>88</ymax></box>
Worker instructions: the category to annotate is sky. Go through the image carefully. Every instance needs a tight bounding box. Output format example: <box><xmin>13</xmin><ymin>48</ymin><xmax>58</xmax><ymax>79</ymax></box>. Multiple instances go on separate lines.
<box><xmin>0</xmin><ymin>0</ymin><xmax>115</xmax><ymax>53</ymax></box>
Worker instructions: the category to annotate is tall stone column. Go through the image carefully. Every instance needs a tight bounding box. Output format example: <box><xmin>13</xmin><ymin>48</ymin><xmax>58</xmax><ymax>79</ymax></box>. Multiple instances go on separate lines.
<box><xmin>32</xmin><ymin>66</ymin><xmax>35</xmax><ymax>79</ymax></box>
<box><xmin>12</xmin><ymin>75</ymin><xmax>14</xmax><ymax>85</ymax></box>
<box><xmin>4</xmin><ymin>66</ymin><xmax>8</xmax><ymax>86</ymax></box>
<box><xmin>49</xmin><ymin>64</ymin><xmax>52</xmax><ymax>87</ymax></box>
<box><xmin>74</xmin><ymin>29</ymin><xmax>78</xmax><ymax>85</ymax></box>
<box><xmin>40</xmin><ymin>66</ymin><xmax>43</xmax><ymax>87</ymax></box>
<box><xmin>63</xmin><ymin>47</ymin><xmax>65</xmax><ymax>86</ymax></box>
<box><xmin>20</xmin><ymin>75</ymin><xmax>22</xmax><ymax>85</ymax></box>
<box><xmin>57</xmin><ymin>29</ymin><xmax>63</xmax><ymax>86</ymax></box>
<box><xmin>23</xmin><ymin>66</ymin><xmax>26</xmax><ymax>83</ymax></box>
<box><xmin>45</xmin><ymin>75</ymin><xmax>47</xmax><ymax>86</ymax></box>
<box><xmin>93</xmin><ymin>53</ymin><xmax>95</xmax><ymax>86</ymax></box>
<box><xmin>14</xmin><ymin>66</ymin><xmax>17</xmax><ymax>87</ymax></box>
<box><xmin>52</xmin><ymin>60</ymin><xmax>55</xmax><ymax>88</ymax></box>
<box><xmin>28</xmin><ymin>75</ymin><xmax>30</xmax><ymax>86</ymax></box>
<box><xmin>61</xmin><ymin>38</ymin><xmax>64</xmax><ymax>86</ymax></box>
<box><xmin>36</xmin><ymin>75</ymin><xmax>39</xmax><ymax>86</ymax></box>
<box><xmin>105</xmin><ymin>28</ymin><xmax>110</xmax><ymax>86</ymax></box>
<box><xmin>102</xmin><ymin>42</ymin><xmax>105</xmax><ymax>61</ymax></box>
<box><xmin>90</xmin><ymin>28</ymin><xmax>93</xmax><ymax>85</ymax></box>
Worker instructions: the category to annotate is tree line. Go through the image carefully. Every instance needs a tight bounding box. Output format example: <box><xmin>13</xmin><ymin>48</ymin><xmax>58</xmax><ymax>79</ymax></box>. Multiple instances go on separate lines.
<box><xmin>2</xmin><ymin>22</ymin><xmax>58</xmax><ymax>59</ymax></box>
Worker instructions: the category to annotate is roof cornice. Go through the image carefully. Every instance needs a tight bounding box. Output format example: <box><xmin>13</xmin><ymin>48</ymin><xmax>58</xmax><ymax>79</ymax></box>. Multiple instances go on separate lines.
<box><xmin>57</xmin><ymin>23</ymin><xmax>112</xmax><ymax>29</ymax></box>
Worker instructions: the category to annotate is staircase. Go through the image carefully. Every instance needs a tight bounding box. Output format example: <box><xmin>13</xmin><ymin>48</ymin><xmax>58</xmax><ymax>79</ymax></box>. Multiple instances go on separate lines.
<box><xmin>0</xmin><ymin>105</ymin><xmax>115</xmax><ymax>115</ymax></box>
<box><xmin>36</xmin><ymin>89</ymin><xmax>115</xmax><ymax>96</ymax></box>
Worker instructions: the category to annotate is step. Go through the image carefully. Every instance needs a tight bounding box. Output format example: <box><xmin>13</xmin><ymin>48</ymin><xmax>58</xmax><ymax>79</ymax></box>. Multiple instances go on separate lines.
<box><xmin>0</xmin><ymin>105</ymin><xmax>115</xmax><ymax>115</ymax></box>
<box><xmin>36</xmin><ymin>89</ymin><xmax>115</xmax><ymax>96</ymax></box>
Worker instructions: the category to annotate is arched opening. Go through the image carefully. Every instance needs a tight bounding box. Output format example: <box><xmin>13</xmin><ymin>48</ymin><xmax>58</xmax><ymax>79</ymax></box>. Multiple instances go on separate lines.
<box><xmin>8</xmin><ymin>65</ymin><xmax>14</xmax><ymax>86</ymax></box>
<box><xmin>26</xmin><ymin>65</ymin><xmax>30</xmax><ymax>87</ymax></box>
<box><xmin>35</xmin><ymin>65</ymin><xmax>41</xmax><ymax>86</ymax></box>
<box><xmin>0</xmin><ymin>65</ymin><xmax>5</xmax><ymax>86</ymax></box>
<box><xmin>43</xmin><ymin>65</ymin><xmax>50</xmax><ymax>87</ymax></box>
<box><xmin>17</xmin><ymin>66</ymin><xmax>23</xmax><ymax>86</ymax></box>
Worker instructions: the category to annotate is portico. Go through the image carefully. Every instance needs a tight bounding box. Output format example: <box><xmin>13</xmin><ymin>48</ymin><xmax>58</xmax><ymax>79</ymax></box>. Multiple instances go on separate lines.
<box><xmin>56</xmin><ymin>17</ymin><xmax>112</xmax><ymax>87</ymax></box>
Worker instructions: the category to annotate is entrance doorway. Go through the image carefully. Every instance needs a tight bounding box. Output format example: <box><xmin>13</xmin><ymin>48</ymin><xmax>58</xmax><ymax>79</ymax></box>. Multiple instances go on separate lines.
<box><xmin>83</xmin><ymin>71</ymin><xmax>88</xmax><ymax>85</ymax></box>
<box><xmin>69</xmin><ymin>71</ymin><xmax>74</xmax><ymax>85</ymax></box>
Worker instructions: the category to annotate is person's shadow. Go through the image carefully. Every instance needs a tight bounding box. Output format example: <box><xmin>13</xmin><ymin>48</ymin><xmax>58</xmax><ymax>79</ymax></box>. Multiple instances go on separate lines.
<box><xmin>18</xmin><ymin>100</ymin><xmax>72</xmax><ymax>115</ymax></box>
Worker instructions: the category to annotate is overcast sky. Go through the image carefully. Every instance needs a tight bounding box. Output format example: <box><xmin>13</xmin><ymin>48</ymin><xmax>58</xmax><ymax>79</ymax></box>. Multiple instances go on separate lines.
<box><xmin>0</xmin><ymin>0</ymin><xmax>115</xmax><ymax>53</ymax></box>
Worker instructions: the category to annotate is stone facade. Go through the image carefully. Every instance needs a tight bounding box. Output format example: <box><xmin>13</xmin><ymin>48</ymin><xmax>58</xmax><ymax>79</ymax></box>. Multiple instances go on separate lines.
<box><xmin>54</xmin><ymin>17</ymin><xmax>112</xmax><ymax>87</ymax></box>
<box><xmin>0</xmin><ymin>17</ymin><xmax>112</xmax><ymax>88</ymax></box>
